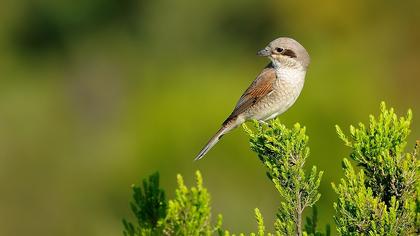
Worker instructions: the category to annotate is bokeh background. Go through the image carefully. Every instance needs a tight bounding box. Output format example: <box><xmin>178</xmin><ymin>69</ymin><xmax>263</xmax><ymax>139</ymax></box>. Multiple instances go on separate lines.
<box><xmin>0</xmin><ymin>0</ymin><xmax>419</xmax><ymax>235</ymax></box>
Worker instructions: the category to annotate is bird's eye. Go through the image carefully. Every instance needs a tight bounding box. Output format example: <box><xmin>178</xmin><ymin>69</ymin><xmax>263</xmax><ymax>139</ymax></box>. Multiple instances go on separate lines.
<box><xmin>275</xmin><ymin>47</ymin><xmax>284</xmax><ymax>53</ymax></box>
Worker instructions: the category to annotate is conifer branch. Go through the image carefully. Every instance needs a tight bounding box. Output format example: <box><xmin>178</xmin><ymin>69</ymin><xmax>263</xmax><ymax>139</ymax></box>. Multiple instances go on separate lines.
<box><xmin>244</xmin><ymin>119</ymin><xmax>324</xmax><ymax>236</ymax></box>
<box><xmin>333</xmin><ymin>102</ymin><xmax>419</xmax><ymax>235</ymax></box>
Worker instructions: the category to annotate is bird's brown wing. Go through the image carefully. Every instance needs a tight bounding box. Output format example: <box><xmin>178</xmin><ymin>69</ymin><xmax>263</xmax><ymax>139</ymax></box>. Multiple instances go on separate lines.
<box><xmin>223</xmin><ymin>64</ymin><xmax>276</xmax><ymax>124</ymax></box>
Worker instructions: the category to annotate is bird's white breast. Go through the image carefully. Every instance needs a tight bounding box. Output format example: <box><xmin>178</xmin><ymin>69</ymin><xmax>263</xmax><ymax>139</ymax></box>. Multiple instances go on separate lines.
<box><xmin>249</xmin><ymin>66</ymin><xmax>306</xmax><ymax>121</ymax></box>
<box><xmin>273</xmin><ymin>67</ymin><xmax>305</xmax><ymax>113</ymax></box>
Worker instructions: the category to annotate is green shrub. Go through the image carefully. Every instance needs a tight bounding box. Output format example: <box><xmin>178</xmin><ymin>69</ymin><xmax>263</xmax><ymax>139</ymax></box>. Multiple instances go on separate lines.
<box><xmin>122</xmin><ymin>172</ymin><xmax>167</xmax><ymax>236</ymax></box>
<box><xmin>123</xmin><ymin>171</ymin><xmax>222</xmax><ymax>236</ymax></box>
<box><xmin>333</xmin><ymin>102</ymin><xmax>419</xmax><ymax>235</ymax></box>
<box><xmin>123</xmin><ymin>102</ymin><xmax>418</xmax><ymax>235</ymax></box>
<box><xmin>243</xmin><ymin>121</ymin><xmax>326</xmax><ymax>236</ymax></box>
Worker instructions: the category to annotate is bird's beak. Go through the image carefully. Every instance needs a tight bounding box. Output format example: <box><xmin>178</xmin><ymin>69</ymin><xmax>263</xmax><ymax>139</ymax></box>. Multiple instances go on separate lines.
<box><xmin>257</xmin><ymin>47</ymin><xmax>271</xmax><ymax>56</ymax></box>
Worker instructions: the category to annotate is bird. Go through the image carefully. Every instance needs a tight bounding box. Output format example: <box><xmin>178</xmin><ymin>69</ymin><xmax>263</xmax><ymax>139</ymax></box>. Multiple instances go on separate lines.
<box><xmin>195</xmin><ymin>37</ymin><xmax>310</xmax><ymax>160</ymax></box>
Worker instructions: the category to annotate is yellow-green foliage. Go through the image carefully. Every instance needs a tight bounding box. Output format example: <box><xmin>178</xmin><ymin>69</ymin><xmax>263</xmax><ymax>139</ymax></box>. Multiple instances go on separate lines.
<box><xmin>244</xmin><ymin>120</ymin><xmax>325</xmax><ymax>236</ymax></box>
<box><xmin>123</xmin><ymin>171</ymin><xmax>222</xmax><ymax>236</ymax></box>
<box><xmin>123</xmin><ymin>120</ymin><xmax>328</xmax><ymax>236</ymax></box>
<box><xmin>333</xmin><ymin>102</ymin><xmax>419</xmax><ymax>235</ymax></box>
<box><xmin>123</xmin><ymin>102</ymin><xmax>418</xmax><ymax>236</ymax></box>
<box><xmin>163</xmin><ymin>171</ymin><xmax>222</xmax><ymax>235</ymax></box>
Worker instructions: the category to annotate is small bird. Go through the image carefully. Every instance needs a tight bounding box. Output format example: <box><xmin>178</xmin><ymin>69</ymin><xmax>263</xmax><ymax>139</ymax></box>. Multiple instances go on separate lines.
<box><xmin>195</xmin><ymin>37</ymin><xmax>310</xmax><ymax>160</ymax></box>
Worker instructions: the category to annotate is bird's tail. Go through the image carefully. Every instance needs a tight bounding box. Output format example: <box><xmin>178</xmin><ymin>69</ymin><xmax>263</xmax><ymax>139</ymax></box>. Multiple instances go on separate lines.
<box><xmin>194</xmin><ymin>120</ymin><xmax>236</xmax><ymax>161</ymax></box>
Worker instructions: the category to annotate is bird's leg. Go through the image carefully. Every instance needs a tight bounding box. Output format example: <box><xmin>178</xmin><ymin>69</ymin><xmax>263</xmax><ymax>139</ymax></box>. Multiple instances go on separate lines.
<box><xmin>258</xmin><ymin>120</ymin><xmax>269</xmax><ymax>126</ymax></box>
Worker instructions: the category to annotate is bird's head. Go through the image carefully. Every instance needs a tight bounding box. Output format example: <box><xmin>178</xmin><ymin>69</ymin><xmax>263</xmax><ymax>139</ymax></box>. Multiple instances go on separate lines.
<box><xmin>257</xmin><ymin>37</ymin><xmax>310</xmax><ymax>70</ymax></box>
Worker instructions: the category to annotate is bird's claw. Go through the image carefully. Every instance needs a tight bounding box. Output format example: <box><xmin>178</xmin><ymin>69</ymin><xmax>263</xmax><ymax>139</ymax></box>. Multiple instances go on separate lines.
<box><xmin>258</xmin><ymin>120</ymin><xmax>269</xmax><ymax>126</ymax></box>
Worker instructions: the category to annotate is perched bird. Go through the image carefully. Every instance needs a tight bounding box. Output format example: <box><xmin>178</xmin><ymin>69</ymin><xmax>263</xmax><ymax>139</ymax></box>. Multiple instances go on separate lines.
<box><xmin>195</xmin><ymin>37</ymin><xmax>310</xmax><ymax>160</ymax></box>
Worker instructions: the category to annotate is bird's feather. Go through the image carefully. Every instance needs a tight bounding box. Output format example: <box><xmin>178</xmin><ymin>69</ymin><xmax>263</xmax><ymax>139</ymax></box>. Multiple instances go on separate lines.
<box><xmin>194</xmin><ymin>121</ymin><xmax>237</xmax><ymax>160</ymax></box>
<box><xmin>223</xmin><ymin>63</ymin><xmax>276</xmax><ymax>124</ymax></box>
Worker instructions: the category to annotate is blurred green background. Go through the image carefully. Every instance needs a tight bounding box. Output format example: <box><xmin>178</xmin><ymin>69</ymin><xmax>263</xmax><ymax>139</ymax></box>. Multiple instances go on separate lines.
<box><xmin>0</xmin><ymin>0</ymin><xmax>419</xmax><ymax>235</ymax></box>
